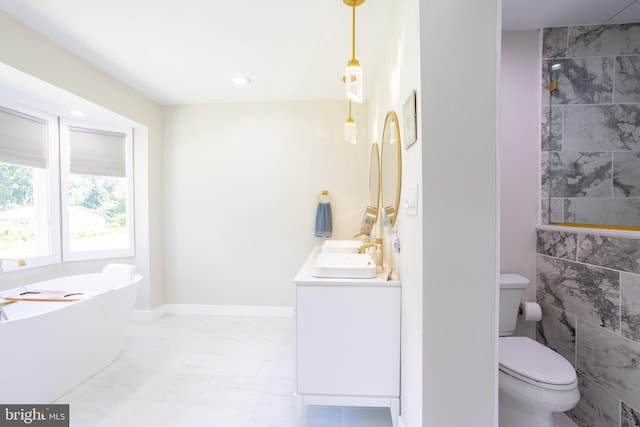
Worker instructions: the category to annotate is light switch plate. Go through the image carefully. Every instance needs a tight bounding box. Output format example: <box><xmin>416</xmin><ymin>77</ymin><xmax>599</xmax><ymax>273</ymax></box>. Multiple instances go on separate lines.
<box><xmin>405</xmin><ymin>184</ymin><xmax>418</xmax><ymax>215</ymax></box>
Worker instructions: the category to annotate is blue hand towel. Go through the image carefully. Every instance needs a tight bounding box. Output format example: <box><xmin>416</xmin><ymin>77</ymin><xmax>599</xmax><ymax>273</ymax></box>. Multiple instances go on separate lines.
<box><xmin>315</xmin><ymin>202</ymin><xmax>333</xmax><ymax>237</ymax></box>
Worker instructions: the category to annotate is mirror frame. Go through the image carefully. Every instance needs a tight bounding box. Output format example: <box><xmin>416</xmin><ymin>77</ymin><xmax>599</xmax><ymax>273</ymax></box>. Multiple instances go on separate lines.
<box><xmin>380</xmin><ymin>111</ymin><xmax>402</xmax><ymax>229</ymax></box>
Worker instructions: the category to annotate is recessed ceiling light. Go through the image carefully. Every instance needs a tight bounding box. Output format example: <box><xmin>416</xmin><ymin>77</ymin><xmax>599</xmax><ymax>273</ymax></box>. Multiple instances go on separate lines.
<box><xmin>232</xmin><ymin>76</ymin><xmax>251</xmax><ymax>85</ymax></box>
<box><xmin>70</xmin><ymin>110</ymin><xmax>85</xmax><ymax>117</ymax></box>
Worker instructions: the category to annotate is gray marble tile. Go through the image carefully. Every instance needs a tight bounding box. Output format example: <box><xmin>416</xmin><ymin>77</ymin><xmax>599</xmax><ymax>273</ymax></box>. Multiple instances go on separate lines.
<box><xmin>549</xmin><ymin>198</ymin><xmax>564</xmax><ymax>224</ymax></box>
<box><xmin>616</xmin><ymin>56</ymin><xmax>640</xmax><ymax>104</ymax></box>
<box><xmin>576</xmin><ymin>318</ymin><xmax>640</xmax><ymax>410</ymax></box>
<box><xmin>537</xmin><ymin>254</ymin><xmax>620</xmax><ymax>332</ymax></box>
<box><xmin>541</xmin><ymin>151</ymin><xmax>551</xmax><ymax>198</ymax></box>
<box><xmin>536</xmin><ymin>229</ymin><xmax>577</xmax><ymax>260</ymax></box>
<box><xmin>622</xmin><ymin>272</ymin><xmax>640</xmax><ymax>342</ymax></box>
<box><xmin>536</xmin><ymin>303</ymin><xmax>576</xmax><ymax>366</ymax></box>
<box><xmin>567</xmin><ymin>24</ymin><xmax>640</xmax><ymax>57</ymax></box>
<box><xmin>542</xmin><ymin>58</ymin><xmax>613</xmax><ymax>105</ymax></box>
<box><xmin>540</xmin><ymin>198</ymin><xmax>564</xmax><ymax>225</ymax></box>
<box><xmin>541</xmin><ymin>106</ymin><xmax>563</xmax><ymax>151</ymax></box>
<box><xmin>578</xmin><ymin>234</ymin><xmax>640</xmax><ymax>275</ymax></box>
<box><xmin>568</xmin><ymin>374</ymin><xmax>619</xmax><ymax>427</ymax></box>
<box><xmin>550</xmin><ymin>152</ymin><xmax>612</xmax><ymax>198</ymax></box>
<box><xmin>543</xmin><ymin>27</ymin><xmax>568</xmax><ymax>59</ymax></box>
<box><xmin>615</xmin><ymin>152</ymin><xmax>640</xmax><ymax>197</ymax></box>
<box><xmin>623</xmin><ymin>401</ymin><xmax>640</xmax><ymax>427</ymax></box>
<box><xmin>563</xmin><ymin>198</ymin><xmax>640</xmax><ymax>228</ymax></box>
<box><xmin>564</xmin><ymin>105</ymin><xmax>640</xmax><ymax>152</ymax></box>
<box><xmin>540</xmin><ymin>199</ymin><xmax>550</xmax><ymax>225</ymax></box>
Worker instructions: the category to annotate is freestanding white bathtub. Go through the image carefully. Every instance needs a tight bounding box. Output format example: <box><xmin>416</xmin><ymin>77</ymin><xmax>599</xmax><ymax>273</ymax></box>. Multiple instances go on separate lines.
<box><xmin>0</xmin><ymin>264</ymin><xmax>140</xmax><ymax>404</ymax></box>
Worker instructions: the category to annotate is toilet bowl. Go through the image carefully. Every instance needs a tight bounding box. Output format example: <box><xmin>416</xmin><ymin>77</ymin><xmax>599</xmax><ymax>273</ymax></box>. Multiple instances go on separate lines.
<box><xmin>499</xmin><ymin>337</ymin><xmax>579</xmax><ymax>427</ymax></box>
<box><xmin>498</xmin><ymin>275</ymin><xmax>579</xmax><ymax>427</ymax></box>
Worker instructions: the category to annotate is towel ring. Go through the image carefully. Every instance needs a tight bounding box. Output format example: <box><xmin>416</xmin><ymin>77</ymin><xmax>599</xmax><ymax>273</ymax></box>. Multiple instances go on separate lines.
<box><xmin>317</xmin><ymin>190</ymin><xmax>332</xmax><ymax>202</ymax></box>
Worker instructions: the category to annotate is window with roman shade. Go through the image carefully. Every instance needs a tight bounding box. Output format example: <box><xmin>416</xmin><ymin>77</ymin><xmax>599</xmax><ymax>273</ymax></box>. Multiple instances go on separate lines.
<box><xmin>60</xmin><ymin>121</ymin><xmax>134</xmax><ymax>260</ymax></box>
<box><xmin>0</xmin><ymin>104</ymin><xmax>59</xmax><ymax>269</ymax></box>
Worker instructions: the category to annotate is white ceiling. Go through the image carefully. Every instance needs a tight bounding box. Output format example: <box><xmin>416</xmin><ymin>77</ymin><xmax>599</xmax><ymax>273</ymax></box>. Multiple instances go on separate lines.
<box><xmin>0</xmin><ymin>0</ymin><xmax>639</xmax><ymax>106</ymax></box>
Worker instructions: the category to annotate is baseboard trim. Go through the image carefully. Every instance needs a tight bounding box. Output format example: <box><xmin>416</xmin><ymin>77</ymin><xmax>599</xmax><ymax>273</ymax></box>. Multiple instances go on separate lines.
<box><xmin>133</xmin><ymin>304</ymin><xmax>293</xmax><ymax>320</ymax></box>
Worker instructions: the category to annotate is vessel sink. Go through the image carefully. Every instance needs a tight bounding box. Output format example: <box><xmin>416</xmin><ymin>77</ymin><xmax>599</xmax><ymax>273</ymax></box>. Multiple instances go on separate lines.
<box><xmin>320</xmin><ymin>240</ymin><xmax>362</xmax><ymax>253</ymax></box>
<box><xmin>311</xmin><ymin>253</ymin><xmax>377</xmax><ymax>279</ymax></box>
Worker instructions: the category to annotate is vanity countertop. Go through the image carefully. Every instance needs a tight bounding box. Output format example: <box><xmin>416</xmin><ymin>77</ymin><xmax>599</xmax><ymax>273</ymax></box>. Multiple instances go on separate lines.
<box><xmin>293</xmin><ymin>247</ymin><xmax>399</xmax><ymax>286</ymax></box>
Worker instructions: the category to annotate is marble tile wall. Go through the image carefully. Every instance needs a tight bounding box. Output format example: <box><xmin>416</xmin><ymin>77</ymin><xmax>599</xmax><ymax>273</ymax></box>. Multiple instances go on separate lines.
<box><xmin>540</xmin><ymin>24</ymin><xmax>640</xmax><ymax>227</ymax></box>
<box><xmin>537</xmin><ymin>229</ymin><xmax>640</xmax><ymax>426</ymax></box>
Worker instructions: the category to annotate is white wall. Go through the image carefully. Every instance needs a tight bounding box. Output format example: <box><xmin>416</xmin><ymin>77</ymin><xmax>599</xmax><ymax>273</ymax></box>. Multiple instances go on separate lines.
<box><xmin>0</xmin><ymin>11</ymin><xmax>164</xmax><ymax>310</ymax></box>
<box><xmin>367</xmin><ymin>0</ymin><xmax>423</xmax><ymax>425</ymax></box>
<box><xmin>162</xmin><ymin>101</ymin><xmax>369</xmax><ymax>307</ymax></box>
<box><xmin>420</xmin><ymin>1</ymin><xmax>500</xmax><ymax>426</ymax></box>
<box><xmin>500</xmin><ymin>30</ymin><xmax>540</xmax><ymax>303</ymax></box>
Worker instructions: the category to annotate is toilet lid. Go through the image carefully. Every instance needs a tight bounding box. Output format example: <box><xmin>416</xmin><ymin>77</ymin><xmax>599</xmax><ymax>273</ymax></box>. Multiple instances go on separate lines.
<box><xmin>499</xmin><ymin>337</ymin><xmax>576</xmax><ymax>388</ymax></box>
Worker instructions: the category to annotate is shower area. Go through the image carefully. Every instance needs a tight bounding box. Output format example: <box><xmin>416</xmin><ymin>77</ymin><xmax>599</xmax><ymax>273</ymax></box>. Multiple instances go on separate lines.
<box><xmin>536</xmin><ymin>23</ymin><xmax>640</xmax><ymax>426</ymax></box>
<box><xmin>541</xmin><ymin>24</ymin><xmax>640</xmax><ymax>228</ymax></box>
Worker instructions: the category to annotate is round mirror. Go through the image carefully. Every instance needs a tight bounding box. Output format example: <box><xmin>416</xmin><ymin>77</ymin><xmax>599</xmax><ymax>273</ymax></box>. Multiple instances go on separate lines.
<box><xmin>380</xmin><ymin>111</ymin><xmax>402</xmax><ymax>228</ymax></box>
<box><xmin>369</xmin><ymin>143</ymin><xmax>381</xmax><ymax>221</ymax></box>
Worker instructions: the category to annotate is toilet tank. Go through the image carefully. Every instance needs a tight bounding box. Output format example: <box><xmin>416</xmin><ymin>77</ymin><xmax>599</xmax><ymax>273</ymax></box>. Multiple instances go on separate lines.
<box><xmin>499</xmin><ymin>274</ymin><xmax>530</xmax><ymax>336</ymax></box>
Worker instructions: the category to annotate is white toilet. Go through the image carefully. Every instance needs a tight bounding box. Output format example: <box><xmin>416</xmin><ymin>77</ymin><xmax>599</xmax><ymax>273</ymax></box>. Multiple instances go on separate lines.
<box><xmin>499</xmin><ymin>274</ymin><xmax>580</xmax><ymax>427</ymax></box>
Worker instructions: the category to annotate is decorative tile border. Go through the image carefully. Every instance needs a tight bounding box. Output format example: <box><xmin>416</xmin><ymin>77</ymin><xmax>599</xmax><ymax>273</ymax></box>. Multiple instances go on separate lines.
<box><xmin>537</xmin><ymin>229</ymin><xmax>577</xmax><ymax>260</ymax></box>
<box><xmin>578</xmin><ymin>234</ymin><xmax>640</xmax><ymax>274</ymax></box>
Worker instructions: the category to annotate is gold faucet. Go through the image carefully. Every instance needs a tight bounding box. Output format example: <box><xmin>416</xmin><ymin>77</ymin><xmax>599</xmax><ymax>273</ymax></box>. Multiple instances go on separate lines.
<box><xmin>358</xmin><ymin>238</ymin><xmax>383</xmax><ymax>273</ymax></box>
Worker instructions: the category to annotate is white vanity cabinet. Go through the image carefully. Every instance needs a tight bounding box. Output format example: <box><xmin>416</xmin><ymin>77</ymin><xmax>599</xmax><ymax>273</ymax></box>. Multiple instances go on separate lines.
<box><xmin>293</xmin><ymin>250</ymin><xmax>401</xmax><ymax>427</ymax></box>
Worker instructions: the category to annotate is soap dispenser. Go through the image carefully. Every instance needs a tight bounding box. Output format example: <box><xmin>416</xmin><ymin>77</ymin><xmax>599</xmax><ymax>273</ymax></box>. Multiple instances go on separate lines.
<box><xmin>374</xmin><ymin>238</ymin><xmax>383</xmax><ymax>274</ymax></box>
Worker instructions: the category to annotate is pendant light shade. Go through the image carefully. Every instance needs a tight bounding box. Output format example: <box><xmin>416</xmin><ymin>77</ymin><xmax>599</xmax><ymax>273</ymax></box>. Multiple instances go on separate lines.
<box><xmin>344</xmin><ymin>0</ymin><xmax>364</xmax><ymax>103</ymax></box>
<box><xmin>345</xmin><ymin>99</ymin><xmax>357</xmax><ymax>144</ymax></box>
<box><xmin>345</xmin><ymin>118</ymin><xmax>356</xmax><ymax>144</ymax></box>
<box><xmin>345</xmin><ymin>59</ymin><xmax>363</xmax><ymax>103</ymax></box>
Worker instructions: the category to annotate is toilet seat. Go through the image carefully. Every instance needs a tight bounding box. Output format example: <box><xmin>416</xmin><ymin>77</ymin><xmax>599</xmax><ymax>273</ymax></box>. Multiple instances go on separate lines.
<box><xmin>499</xmin><ymin>337</ymin><xmax>577</xmax><ymax>391</ymax></box>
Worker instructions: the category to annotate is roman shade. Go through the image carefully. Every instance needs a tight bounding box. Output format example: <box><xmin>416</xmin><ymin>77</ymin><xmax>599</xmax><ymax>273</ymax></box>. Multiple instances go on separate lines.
<box><xmin>0</xmin><ymin>106</ymin><xmax>47</xmax><ymax>169</ymax></box>
<box><xmin>69</xmin><ymin>126</ymin><xmax>126</xmax><ymax>177</ymax></box>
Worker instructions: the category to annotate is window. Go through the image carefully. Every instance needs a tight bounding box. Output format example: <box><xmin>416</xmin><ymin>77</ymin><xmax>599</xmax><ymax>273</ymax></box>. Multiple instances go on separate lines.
<box><xmin>60</xmin><ymin>122</ymin><xmax>135</xmax><ymax>260</ymax></box>
<box><xmin>0</xmin><ymin>104</ymin><xmax>60</xmax><ymax>269</ymax></box>
<box><xmin>0</xmin><ymin>101</ymin><xmax>135</xmax><ymax>270</ymax></box>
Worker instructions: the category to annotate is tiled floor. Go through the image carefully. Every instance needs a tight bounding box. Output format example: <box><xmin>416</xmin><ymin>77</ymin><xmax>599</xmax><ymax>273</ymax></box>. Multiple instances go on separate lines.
<box><xmin>55</xmin><ymin>315</ymin><xmax>394</xmax><ymax>427</ymax></box>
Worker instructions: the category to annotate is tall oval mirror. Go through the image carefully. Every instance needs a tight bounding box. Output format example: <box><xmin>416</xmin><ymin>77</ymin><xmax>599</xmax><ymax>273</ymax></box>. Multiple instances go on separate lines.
<box><xmin>358</xmin><ymin>143</ymin><xmax>381</xmax><ymax>237</ymax></box>
<box><xmin>369</xmin><ymin>143</ymin><xmax>381</xmax><ymax>222</ymax></box>
<box><xmin>380</xmin><ymin>111</ymin><xmax>402</xmax><ymax>228</ymax></box>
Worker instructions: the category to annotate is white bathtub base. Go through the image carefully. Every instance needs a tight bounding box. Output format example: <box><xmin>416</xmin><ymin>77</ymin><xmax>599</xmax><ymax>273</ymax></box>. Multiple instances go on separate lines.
<box><xmin>0</xmin><ymin>266</ymin><xmax>139</xmax><ymax>404</ymax></box>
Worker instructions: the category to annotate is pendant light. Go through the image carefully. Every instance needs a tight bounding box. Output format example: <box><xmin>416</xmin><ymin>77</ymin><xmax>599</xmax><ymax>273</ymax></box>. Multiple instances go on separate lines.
<box><xmin>345</xmin><ymin>99</ymin><xmax>357</xmax><ymax>144</ymax></box>
<box><xmin>344</xmin><ymin>0</ymin><xmax>364</xmax><ymax>103</ymax></box>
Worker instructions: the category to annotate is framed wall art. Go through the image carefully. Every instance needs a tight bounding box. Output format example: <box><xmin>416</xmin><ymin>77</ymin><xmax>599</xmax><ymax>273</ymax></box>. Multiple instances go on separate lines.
<box><xmin>403</xmin><ymin>90</ymin><xmax>417</xmax><ymax>149</ymax></box>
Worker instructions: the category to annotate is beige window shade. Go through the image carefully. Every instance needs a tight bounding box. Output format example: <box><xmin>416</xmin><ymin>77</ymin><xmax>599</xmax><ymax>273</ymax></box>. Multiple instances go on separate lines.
<box><xmin>0</xmin><ymin>106</ymin><xmax>47</xmax><ymax>169</ymax></box>
<box><xmin>70</xmin><ymin>127</ymin><xmax>126</xmax><ymax>177</ymax></box>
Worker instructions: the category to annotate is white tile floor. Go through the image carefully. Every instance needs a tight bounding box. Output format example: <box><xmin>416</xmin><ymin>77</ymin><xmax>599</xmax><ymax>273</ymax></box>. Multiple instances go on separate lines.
<box><xmin>55</xmin><ymin>315</ymin><xmax>394</xmax><ymax>427</ymax></box>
